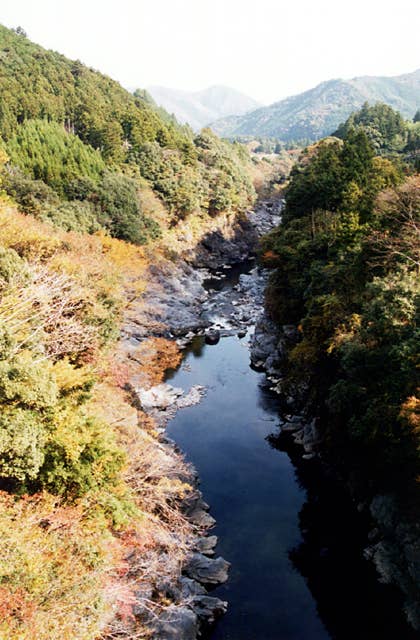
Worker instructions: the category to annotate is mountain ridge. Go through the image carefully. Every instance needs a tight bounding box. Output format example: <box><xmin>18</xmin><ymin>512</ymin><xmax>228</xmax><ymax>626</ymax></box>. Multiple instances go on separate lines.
<box><xmin>211</xmin><ymin>69</ymin><xmax>420</xmax><ymax>141</ymax></box>
<box><xmin>146</xmin><ymin>84</ymin><xmax>261</xmax><ymax>130</ymax></box>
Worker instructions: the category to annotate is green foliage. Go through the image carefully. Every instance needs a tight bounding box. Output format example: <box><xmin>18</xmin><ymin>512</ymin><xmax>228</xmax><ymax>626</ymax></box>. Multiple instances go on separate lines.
<box><xmin>93</xmin><ymin>170</ymin><xmax>159</xmax><ymax>243</ymax></box>
<box><xmin>284</xmin><ymin>138</ymin><xmax>344</xmax><ymax>220</ymax></box>
<box><xmin>133</xmin><ymin>130</ymin><xmax>255</xmax><ymax>222</ymax></box>
<box><xmin>0</xmin><ymin>246</ymin><xmax>28</xmax><ymax>285</ymax></box>
<box><xmin>0</xmin><ymin>336</ymin><xmax>125</xmax><ymax>497</ymax></box>
<box><xmin>2</xmin><ymin>167</ymin><xmax>60</xmax><ymax>216</ymax></box>
<box><xmin>3</xmin><ymin>164</ymin><xmax>159</xmax><ymax>243</ymax></box>
<box><xmin>0</xmin><ymin>353</ymin><xmax>58</xmax><ymax>409</ymax></box>
<box><xmin>212</xmin><ymin>72</ymin><xmax>420</xmax><ymax>141</ymax></box>
<box><xmin>334</xmin><ymin>102</ymin><xmax>407</xmax><ymax>152</ymax></box>
<box><xmin>0</xmin><ymin>408</ymin><xmax>45</xmax><ymax>481</ymax></box>
<box><xmin>0</xmin><ymin>24</ymin><xmax>255</xmax><ymax>239</ymax></box>
<box><xmin>39</xmin><ymin>411</ymin><xmax>126</xmax><ymax>496</ymax></box>
<box><xmin>40</xmin><ymin>200</ymin><xmax>101</xmax><ymax>233</ymax></box>
<box><xmin>0</xmin><ymin>344</ymin><xmax>126</xmax><ymax>494</ymax></box>
<box><xmin>405</xmin><ymin>121</ymin><xmax>420</xmax><ymax>164</ymax></box>
<box><xmin>6</xmin><ymin>119</ymin><xmax>106</xmax><ymax>193</ymax></box>
<box><xmin>284</xmin><ymin>130</ymin><xmax>401</xmax><ymax>224</ymax></box>
<box><xmin>264</xmin><ymin>114</ymin><xmax>419</xmax><ymax>489</ymax></box>
<box><xmin>327</xmin><ymin>272</ymin><xmax>419</xmax><ymax>473</ymax></box>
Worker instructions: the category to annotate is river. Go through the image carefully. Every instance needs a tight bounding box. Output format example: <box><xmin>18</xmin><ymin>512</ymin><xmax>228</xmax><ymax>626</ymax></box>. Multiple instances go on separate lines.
<box><xmin>165</xmin><ymin>264</ymin><xmax>416</xmax><ymax>640</ymax></box>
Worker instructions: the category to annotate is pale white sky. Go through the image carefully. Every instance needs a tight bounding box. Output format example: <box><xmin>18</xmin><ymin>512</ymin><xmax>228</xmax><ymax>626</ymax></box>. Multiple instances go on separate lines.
<box><xmin>0</xmin><ymin>0</ymin><xmax>419</xmax><ymax>104</ymax></box>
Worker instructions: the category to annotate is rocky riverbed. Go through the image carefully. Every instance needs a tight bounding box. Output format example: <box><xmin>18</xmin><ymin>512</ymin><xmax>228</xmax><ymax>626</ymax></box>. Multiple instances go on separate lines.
<box><xmin>122</xmin><ymin>200</ymin><xmax>281</xmax><ymax>342</ymax></box>
<box><xmin>118</xmin><ymin>196</ymin><xmax>419</xmax><ymax>637</ymax></box>
<box><xmin>118</xmin><ymin>200</ymin><xmax>283</xmax><ymax>639</ymax></box>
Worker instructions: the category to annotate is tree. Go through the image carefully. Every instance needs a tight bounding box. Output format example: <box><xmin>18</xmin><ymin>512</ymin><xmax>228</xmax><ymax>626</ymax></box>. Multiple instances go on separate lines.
<box><xmin>13</xmin><ymin>26</ymin><xmax>27</xmax><ymax>37</ymax></box>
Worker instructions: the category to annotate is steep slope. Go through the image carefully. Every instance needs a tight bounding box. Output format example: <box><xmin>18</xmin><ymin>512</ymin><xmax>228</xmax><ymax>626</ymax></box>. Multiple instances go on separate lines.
<box><xmin>0</xmin><ymin>25</ymin><xmax>255</xmax><ymax>244</ymax></box>
<box><xmin>0</xmin><ymin>24</ymin><xmax>263</xmax><ymax>640</ymax></box>
<box><xmin>147</xmin><ymin>84</ymin><xmax>261</xmax><ymax>130</ymax></box>
<box><xmin>212</xmin><ymin>70</ymin><xmax>420</xmax><ymax>141</ymax></box>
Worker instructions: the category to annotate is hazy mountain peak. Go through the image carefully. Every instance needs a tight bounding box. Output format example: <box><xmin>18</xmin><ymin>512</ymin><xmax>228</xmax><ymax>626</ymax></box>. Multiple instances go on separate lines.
<box><xmin>146</xmin><ymin>84</ymin><xmax>261</xmax><ymax>130</ymax></box>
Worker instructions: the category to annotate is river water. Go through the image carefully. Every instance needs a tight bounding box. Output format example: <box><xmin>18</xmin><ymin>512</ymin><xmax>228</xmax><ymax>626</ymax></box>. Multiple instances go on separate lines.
<box><xmin>165</xmin><ymin>266</ymin><xmax>415</xmax><ymax>640</ymax></box>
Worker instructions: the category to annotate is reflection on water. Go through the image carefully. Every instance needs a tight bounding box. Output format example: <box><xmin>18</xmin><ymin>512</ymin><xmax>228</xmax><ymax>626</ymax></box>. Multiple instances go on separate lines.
<box><xmin>268</xmin><ymin>433</ymin><xmax>417</xmax><ymax>640</ymax></box>
<box><xmin>164</xmin><ymin>327</ymin><xmax>415</xmax><ymax>640</ymax></box>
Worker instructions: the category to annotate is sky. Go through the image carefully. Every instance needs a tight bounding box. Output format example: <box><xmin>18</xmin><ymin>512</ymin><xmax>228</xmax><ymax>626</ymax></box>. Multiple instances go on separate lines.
<box><xmin>0</xmin><ymin>0</ymin><xmax>419</xmax><ymax>104</ymax></box>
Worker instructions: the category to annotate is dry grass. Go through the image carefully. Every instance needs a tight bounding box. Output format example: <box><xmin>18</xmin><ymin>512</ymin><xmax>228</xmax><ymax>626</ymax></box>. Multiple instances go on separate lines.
<box><xmin>0</xmin><ymin>491</ymin><xmax>122</xmax><ymax>640</ymax></box>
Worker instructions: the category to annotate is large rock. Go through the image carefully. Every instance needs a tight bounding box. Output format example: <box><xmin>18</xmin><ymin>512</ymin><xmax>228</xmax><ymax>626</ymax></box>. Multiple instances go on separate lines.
<box><xmin>292</xmin><ymin>419</ymin><xmax>321</xmax><ymax>452</ymax></box>
<box><xmin>205</xmin><ymin>330</ymin><xmax>221</xmax><ymax>345</ymax></box>
<box><xmin>181</xmin><ymin>491</ymin><xmax>216</xmax><ymax>529</ymax></box>
<box><xmin>194</xmin><ymin>535</ymin><xmax>218</xmax><ymax>556</ymax></box>
<box><xmin>150</xmin><ymin>605</ymin><xmax>199</xmax><ymax>640</ymax></box>
<box><xmin>178</xmin><ymin>576</ymin><xmax>206</xmax><ymax>599</ymax></box>
<box><xmin>176</xmin><ymin>385</ymin><xmax>206</xmax><ymax>409</ymax></box>
<box><xmin>137</xmin><ymin>383</ymin><xmax>183</xmax><ymax>410</ymax></box>
<box><xmin>184</xmin><ymin>553</ymin><xmax>230</xmax><ymax>585</ymax></box>
<box><xmin>189</xmin><ymin>595</ymin><xmax>228</xmax><ymax>623</ymax></box>
<box><xmin>250</xmin><ymin>313</ymin><xmax>280</xmax><ymax>366</ymax></box>
<box><xmin>188</xmin><ymin>509</ymin><xmax>216</xmax><ymax>528</ymax></box>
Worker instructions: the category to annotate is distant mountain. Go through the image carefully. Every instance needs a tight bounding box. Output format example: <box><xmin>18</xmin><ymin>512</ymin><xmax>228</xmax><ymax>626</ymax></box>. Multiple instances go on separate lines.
<box><xmin>146</xmin><ymin>85</ymin><xmax>261</xmax><ymax>130</ymax></box>
<box><xmin>211</xmin><ymin>70</ymin><xmax>420</xmax><ymax>141</ymax></box>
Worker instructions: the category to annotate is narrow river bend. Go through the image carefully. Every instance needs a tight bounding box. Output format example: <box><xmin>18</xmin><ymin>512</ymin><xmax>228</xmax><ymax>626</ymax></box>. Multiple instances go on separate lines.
<box><xmin>165</xmin><ymin>265</ymin><xmax>415</xmax><ymax>640</ymax></box>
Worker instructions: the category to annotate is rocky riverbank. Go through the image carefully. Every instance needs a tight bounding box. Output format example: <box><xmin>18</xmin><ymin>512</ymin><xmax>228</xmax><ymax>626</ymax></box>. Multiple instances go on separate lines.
<box><xmin>122</xmin><ymin>200</ymin><xmax>280</xmax><ymax>342</ymax></box>
<box><xmin>249</xmin><ymin>306</ymin><xmax>420</xmax><ymax>632</ymax></box>
<box><xmin>113</xmin><ymin>194</ymin><xmax>418</xmax><ymax>637</ymax></box>
<box><xmin>116</xmin><ymin>200</ymin><xmax>282</xmax><ymax>638</ymax></box>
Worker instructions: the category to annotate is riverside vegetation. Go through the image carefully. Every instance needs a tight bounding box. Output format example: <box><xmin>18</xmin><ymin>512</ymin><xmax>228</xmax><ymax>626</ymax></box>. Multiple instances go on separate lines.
<box><xmin>0</xmin><ymin>23</ymin><xmax>276</xmax><ymax>639</ymax></box>
<box><xmin>261</xmin><ymin>103</ymin><xmax>420</xmax><ymax>627</ymax></box>
<box><xmin>0</xmin><ymin>22</ymin><xmax>419</xmax><ymax>638</ymax></box>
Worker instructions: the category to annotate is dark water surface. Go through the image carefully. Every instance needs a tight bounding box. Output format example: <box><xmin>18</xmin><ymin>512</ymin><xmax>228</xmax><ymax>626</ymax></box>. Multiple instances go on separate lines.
<box><xmin>165</xmin><ymin>291</ymin><xmax>415</xmax><ymax>640</ymax></box>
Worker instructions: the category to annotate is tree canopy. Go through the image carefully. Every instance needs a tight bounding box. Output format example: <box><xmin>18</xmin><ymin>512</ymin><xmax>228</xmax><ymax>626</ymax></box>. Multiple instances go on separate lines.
<box><xmin>0</xmin><ymin>24</ymin><xmax>255</xmax><ymax>243</ymax></box>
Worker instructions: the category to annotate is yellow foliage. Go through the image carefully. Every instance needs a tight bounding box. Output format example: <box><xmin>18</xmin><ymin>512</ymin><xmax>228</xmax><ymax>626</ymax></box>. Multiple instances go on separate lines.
<box><xmin>129</xmin><ymin>337</ymin><xmax>182</xmax><ymax>387</ymax></box>
<box><xmin>0</xmin><ymin>491</ymin><xmax>120</xmax><ymax>640</ymax></box>
<box><xmin>327</xmin><ymin>313</ymin><xmax>362</xmax><ymax>354</ymax></box>
<box><xmin>400</xmin><ymin>391</ymin><xmax>420</xmax><ymax>436</ymax></box>
<box><xmin>52</xmin><ymin>359</ymin><xmax>94</xmax><ymax>394</ymax></box>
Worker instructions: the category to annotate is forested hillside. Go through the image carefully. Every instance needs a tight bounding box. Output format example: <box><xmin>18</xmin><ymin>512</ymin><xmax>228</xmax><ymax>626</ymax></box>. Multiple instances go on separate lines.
<box><xmin>261</xmin><ymin>104</ymin><xmax>419</xmax><ymax>624</ymax></box>
<box><xmin>334</xmin><ymin>102</ymin><xmax>420</xmax><ymax>159</ymax></box>
<box><xmin>211</xmin><ymin>69</ymin><xmax>420</xmax><ymax>143</ymax></box>
<box><xmin>0</xmin><ymin>25</ymin><xmax>255</xmax><ymax>243</ymax></box>
<box><xmin>263</xmin><ymin>103</ymin><xmax>419</xmax><ymax>482</ymax></box>
<box><xmin>0</xmin><ymin>24</ymin><xmax>264</xmax><ymax>638</ymax></box>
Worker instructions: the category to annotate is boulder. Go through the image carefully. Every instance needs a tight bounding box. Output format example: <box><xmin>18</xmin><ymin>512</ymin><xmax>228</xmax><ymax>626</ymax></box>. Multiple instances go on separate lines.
<box><xmin>194</xmin><ymin>535</ymin><xmax>218</xmax><ymax>556</ymax></box>
<box><xmin>178</xmin><ymin>576</ymin><xmax>206</xmax><ymax>599</ymax></box>
<box><xmin>137</xmin><ymin>383</ymin><xmax>183</xmax><ymax>410</ymax></box>
<box><xmin>188</xmin><ymin>595</ymin><xmax>228</xmax><ymax>623</ymax></box>
<box><xmin>184</xmin><ymin>553</ymin><xmax>230</xmax><ymax>585</ymax></box>
<box><xmin>177</xmin><ymin>385</ymin><xmax>206</xmax><ymax>409</ymax></box>
<box><xmin>205</xmin><ymin>330</ymin><xmax>221</xmax><ymax>345</ymax></box>
<box><xmin>150</xmin><ymin>605</ymin><xmax>198</xmax><ymax>640</ymax></box>
<box><xmin>188</xmin><ymin>509</ymin><xmax>216</xmax><ymax>528</ymax></box>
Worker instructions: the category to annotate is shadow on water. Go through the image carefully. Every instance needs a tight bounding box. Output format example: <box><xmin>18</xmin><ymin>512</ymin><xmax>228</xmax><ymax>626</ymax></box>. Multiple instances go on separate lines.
<box><xmin>164</xmin><ymin>270</ymin><xmax>416</xmax><ymax>639</ymax></box>
<box><xmin>203</xmin><ymin>258</ymin><xmax>256</xmax><ymax>292</ymax></box>
<box><xmin>267</xmin><ymin>433</ymin><xmax>417</xmax><ymax>640</ymax></box>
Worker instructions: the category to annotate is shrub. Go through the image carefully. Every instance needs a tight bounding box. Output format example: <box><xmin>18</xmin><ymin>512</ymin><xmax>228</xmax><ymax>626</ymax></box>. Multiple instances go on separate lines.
<box><xmin>0</xmin><ymin>408</ymin><xmax>45</xmax><ymax>482</ymax></box>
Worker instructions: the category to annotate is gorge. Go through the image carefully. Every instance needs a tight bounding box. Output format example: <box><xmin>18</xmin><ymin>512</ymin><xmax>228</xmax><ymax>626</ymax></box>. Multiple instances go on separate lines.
<box><xmin>121</xmin><ymin>201</ymin><xmax>418</xmax><ymax>639</ymax></box>
<box><xmin>0</xmin><ymin>21</ymin><xmax>418</xmax><ymax>640</ymax></box>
